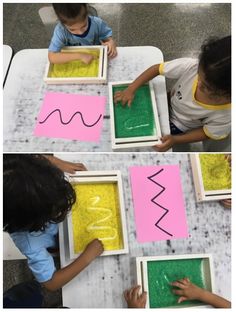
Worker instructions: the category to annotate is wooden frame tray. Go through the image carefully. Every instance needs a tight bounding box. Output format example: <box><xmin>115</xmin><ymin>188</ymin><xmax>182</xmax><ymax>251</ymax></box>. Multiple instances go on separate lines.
<box><xmin>67</xmin><ymin>170</ymin><xmax>129</xmax><ymax>259</ymax></box>
<box><xmin>44</xmin><ymin>45</ymin><xmax>108</xmax><ymax>84</ymax></box>
<box><xmin>136</xmin><ymin>254</ymin><xmax>215</xmax><ymax>308</ymax></box>
<box><xmin>190</xmin><ymin>154</ymin><xmax>231</xmax><ymax>201</ymax></box>
<box><xmin>109</xmin><ymin>81</ymin><xmax>162</xmax><ymax>150</ymax></box>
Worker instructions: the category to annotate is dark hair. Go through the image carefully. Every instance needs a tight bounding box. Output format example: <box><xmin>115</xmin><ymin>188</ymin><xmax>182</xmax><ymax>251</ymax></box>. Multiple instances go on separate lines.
<box><xmin>199</xmin><ymin>36</ymin><xmax>231</xmax><ymax>97</ymax></box>
<box><xmin>3</xmin><ymin>154</ymin><xmax>76</xmax><ymax>233</ymax></box>
<box><xmin>52</xmin><ymin>3</ymin><xmax>88</xmax><ymax>25</ymax></box>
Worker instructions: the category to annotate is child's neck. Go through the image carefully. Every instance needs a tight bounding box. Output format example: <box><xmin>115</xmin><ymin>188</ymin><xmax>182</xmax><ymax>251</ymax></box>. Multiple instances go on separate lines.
<box><xmin>195</xmin><ymin>88</ymin><xmax>230</xmax><ymax>106</ymax></box>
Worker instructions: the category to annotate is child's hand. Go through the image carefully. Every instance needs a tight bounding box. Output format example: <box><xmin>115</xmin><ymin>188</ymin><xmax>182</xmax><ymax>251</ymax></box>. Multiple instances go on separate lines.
<box><xmin>44</xmin><ymin>156</ymin><xmax>87</xmax><ymax>174</ymax></box>
<box><xmin>171</xmin><ymin>278</ymin><xmax>205</xmax><ymax>303</ymax></box>
<box><xmin>82</xmin><ymin>239</ymin><xmax>104</xmax><ymax>263</ymax></box>
<box><xmin>224</xmin><ymin>154</ymin><xmax>231</xmax><ymax>167</ymax></box>
<box><xmin>114</xmin><ymin>88</ymin><xmax>135</xmax><ymax>107</ymax></box>
<box><xmin>59</xmin><ymin>161</ymin><xmax>87</xmax><ymax>174</ymax></box>
<box><xmin>79</xmin><ymin>53</ymin><xmax>97</xmax><ymax>64</ymax></box>
<box><xmin>153</xmin><ymin>135</ymin><xmax>176</xmax><ymax>152</ymax></box>
<box><xmin>124</xmin><ymin>285</ymin><xmax>147</xmax><ymax>308</ymax></box>
<box><xmin>220</xmin><ymin>199</ymin><xmax>231</xmax><ymax>209</ymax></box>
<box><xmin>101</xmin><ymin>38</ymin><xmax>117</xmax><ymax>58</ymax></box>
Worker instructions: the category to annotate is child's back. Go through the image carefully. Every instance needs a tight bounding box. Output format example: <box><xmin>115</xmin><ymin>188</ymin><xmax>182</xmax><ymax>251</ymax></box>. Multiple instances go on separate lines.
<box><xmin>4</xmin><ymin>154</ymin><xmax>104</xmax><ymax>291</ymax></box>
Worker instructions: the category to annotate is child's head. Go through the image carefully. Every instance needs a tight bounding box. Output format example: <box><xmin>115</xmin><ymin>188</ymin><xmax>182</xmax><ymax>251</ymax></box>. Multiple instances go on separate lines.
<box><xmin>52</xmin><ymin>3</ymin><xmax>88</xmax><ymax>35</ymax></box>
<box><xmin>198</xmin><ymin>36</ymin><xmax>231</xmax><ymax>101</ymax></box>
<box><xmin>4</xmin><ymin>154</ymin><xmax>76</xmax><ymax>233</ymax></box>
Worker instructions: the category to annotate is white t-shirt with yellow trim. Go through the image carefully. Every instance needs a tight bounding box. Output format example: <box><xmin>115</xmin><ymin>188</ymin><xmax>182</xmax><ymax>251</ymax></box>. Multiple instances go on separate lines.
<box><xmin>159</xmin><ymin>58</ymin><xmax>231</xmax><ymax>140</ymax></box>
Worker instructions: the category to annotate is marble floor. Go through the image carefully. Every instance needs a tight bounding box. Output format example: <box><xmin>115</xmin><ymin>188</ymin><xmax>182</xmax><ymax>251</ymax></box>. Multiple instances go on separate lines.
<box><xmin>3</xmin><ymin>3</ymin><xmax>231</xmax><ymax>59</ymax></box>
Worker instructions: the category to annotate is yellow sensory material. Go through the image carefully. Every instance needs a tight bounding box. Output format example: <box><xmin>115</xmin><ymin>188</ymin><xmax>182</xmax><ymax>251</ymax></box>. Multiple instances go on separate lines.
<box><xmin>71</xmin><ymin>182</ymin><xmax>124</xmax><ymax>253</ymax></box>
<box><xmin>48</xmin><ymin>49</ymin><xmax>100</xmax><ymax>78</ymax></box>
<box><xmin>199</xmin><ymin>154</ymin><xmax>231</xmax><ymax>191</ymax></box>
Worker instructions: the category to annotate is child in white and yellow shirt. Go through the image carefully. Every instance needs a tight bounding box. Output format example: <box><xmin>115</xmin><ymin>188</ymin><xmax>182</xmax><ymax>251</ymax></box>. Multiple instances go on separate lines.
<box><xmin>114</xmin><ymin>36</ymin><xmax>231</xmax><ymax>152</ymax></box>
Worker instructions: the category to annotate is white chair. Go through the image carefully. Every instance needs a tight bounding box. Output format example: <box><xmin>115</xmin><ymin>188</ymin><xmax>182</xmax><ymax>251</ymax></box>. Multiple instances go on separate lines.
<box><xmin>38</xmin><ymin>6</ymin><xmax>58</xmax><ymax>39</ymax></box>
<box><xmin>38</xmin><ymin>5</ymin><xmax>98</xmax><ymax>32</ymax></box>
<box><xmin>3</xmin><ymin>232</ymin><xmax>26</xmax><ymax>260</ymax></box>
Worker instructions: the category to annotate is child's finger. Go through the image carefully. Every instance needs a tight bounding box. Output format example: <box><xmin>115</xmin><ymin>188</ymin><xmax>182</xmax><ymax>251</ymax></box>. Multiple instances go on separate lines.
<box><xmin>155</xmin><ymin>142</ymin><xmax>168</xmax><ymax>151</ymax></box>
<box><xmin>114</xmin><ymin>92</ymin><xmax>122</xmax><ymax>103</ymax></box>
<box><xmin>110</xmin><ymin>50</ymin><xmax>117</xmax><ymax>58</ymax></box>
<box><xmin>74</xmin><ymin>163</ymin><xmax>87</xmax><ymax>171</ymax></box>
<box><xmin>160</xmin><ymin>135</ymin><xmax>169</xmax><ymax>143</ymax></box>
<box><xmin>172</xmin><ymin>289</ymin><xmax>184</xmax><ymax>296</ymax></box>
<box><xmin>176</xmin><ymin>278</ymin><xmax>190</xmax><ymax>285</ymax></box>
<box><xmin>132</xmin><ymin>285</ymin><xmax>141</xmax><ymax>299</ymax></box>
<box><xmin>182</xmin><ymin>277</ymin><xmax>190</xmax><ymax>284</ymax></box>
<box><xmin>128</xmin><ymin>286</ymin><xmax>138</xmax><ymax>299</ymax></box>
<box><xmin>123</xmin><ymin>290</ymin><xmax>129</xmax><ymax>301</ymax></box>
<box><xmin>152</xmin><ymin>144</ymin><xmax>162</xmax><ymax>152</ymax></box>
<box><xmin>140</xmin><ymin>291</ymin><xmax>147</xmax><ymax>302</ymax></box>
<box><xmin>122</xmin><ymin>98</ymin><xmax>128</xmax><ymax>106</ymax></box>
<box><xmin>171</xmin><ymin>281</ymin><xmax>186</xmax><ymax>289</ymax></box>
<box><xmin>178</xmin><ymin>296</ymin><xmax>187</xmax><ymax>303</ymax></box>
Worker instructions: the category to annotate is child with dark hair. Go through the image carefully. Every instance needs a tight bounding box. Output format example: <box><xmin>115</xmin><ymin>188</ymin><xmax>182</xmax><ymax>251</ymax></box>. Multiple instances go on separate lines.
<box><xmin>3</xmin><ymin>154</ymin><xmax>104</xmax><ymax>291</ymax></box>
<box><xmin>114</xmin><ymin>36</ymin><xmax>231</xmax><ymax>152</ymax></box>
<box><xmin>48</xmin><ymin>3</ymin><xmax>117</xmax><ymax>64</ymax></box>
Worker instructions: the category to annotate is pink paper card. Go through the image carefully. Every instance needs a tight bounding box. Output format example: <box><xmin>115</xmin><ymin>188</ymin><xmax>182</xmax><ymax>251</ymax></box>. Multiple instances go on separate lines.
<box><xmin>129</xmin><ymin>165</ymin><xmax>188</xmax><ymax>243</ymax></box>
<box><xmin>34</xmin><ymin>92</ymin><xmax>106</xmax><ymax>141</ymax></box>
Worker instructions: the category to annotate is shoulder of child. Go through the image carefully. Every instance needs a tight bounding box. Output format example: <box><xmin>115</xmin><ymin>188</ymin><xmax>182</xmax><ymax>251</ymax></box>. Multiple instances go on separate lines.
<box><xmin>90</xmin><ymin>15</ymin><xmax>105</xmax><ymax>25</ymax></box>
<box><xmin>53</xmin><ymin>22</ymin><xmax>68</xmax><ymax>36</ymax></box>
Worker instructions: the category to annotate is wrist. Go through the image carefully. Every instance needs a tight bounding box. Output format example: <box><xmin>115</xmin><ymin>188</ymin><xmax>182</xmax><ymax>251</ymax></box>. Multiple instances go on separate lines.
<box><xmin>77</xmin><ymin>250</ymin><xmax>92</xmax><ymax>267</ymax></box>
<box><xmin>169</xmin><ymin>134</ymin><xmax>177</xmax><ymax>145</ymax></box>
<box><xmin>128</xmin><ymin>84</ymin><xmax>137</xmax><ymax>93</ymax></box>
<box><xmin>45</xmin><ymin>155</ymin><xmax>60</xmax><ymax>166</ymax></box>
<box><xmin>102</xmin><ymin>37</ymin><xmax>112</xmax><ymax>43</ymax></box>
<box><xmin>195</xmin><ymin>288</ymin><xmax>209</xmax><ymax>301</ymax></box>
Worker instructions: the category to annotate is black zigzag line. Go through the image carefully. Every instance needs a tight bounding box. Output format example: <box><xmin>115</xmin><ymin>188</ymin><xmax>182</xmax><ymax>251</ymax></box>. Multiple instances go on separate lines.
<box><xmin>147</xmin><ymin>169</ymin><xmax>173</xmax><ymax>237</ymax></box>
<box><xmin>39</xmin><ymin>109</ymin><xmax>102</xmax><ymax>127</ymax></box>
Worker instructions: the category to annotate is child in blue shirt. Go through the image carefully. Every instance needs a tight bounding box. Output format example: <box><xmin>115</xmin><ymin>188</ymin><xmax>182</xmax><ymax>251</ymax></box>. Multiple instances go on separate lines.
<box><xmin>48</xmin><ymin>3</ymin><xmax>117</xmax><ymax>64</ymax></box>
<box><xmin>3</xmin><ymin>154</ymin><xmax>104</xmax><ymax>291</ymax></box>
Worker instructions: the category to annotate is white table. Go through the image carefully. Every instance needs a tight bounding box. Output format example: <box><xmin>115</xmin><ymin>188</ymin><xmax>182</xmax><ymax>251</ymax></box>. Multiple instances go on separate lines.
<box><xmin>3</xmin><ymin>47</ymin><xmax>170</xmax><ymax>152</ymax></box>
<box><xmin>57</xmin><ymin>153</ymin><xmax>231</xmax><ymax>308</ymax></box>
<box><xmin>3</xmin><ymin>44</ymin><xmax>13</xmax><ymax>84</ymax></box>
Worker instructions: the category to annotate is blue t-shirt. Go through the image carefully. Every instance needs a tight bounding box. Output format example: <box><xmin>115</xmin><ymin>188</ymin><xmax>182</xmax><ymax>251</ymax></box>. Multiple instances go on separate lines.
<box><xmin>10</xmin><ymin>223</ymin><xmax>59</xmax><ymax>283</ymax></box>
<box><xmin>48</xmin><ymin>16</ymin><xmax>113</xmax><ymax>52</ymax></box>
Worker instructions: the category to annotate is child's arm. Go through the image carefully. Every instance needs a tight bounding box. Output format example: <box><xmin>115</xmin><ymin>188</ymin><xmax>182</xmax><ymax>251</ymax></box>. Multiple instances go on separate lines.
<box><xmin>114</xmin><ymin>64</ymin><xmax>160</xmax><ymax>107</ymax></box>
<box><xmin>101</xmin><ymin>37</ymin><xmax>117</xmax><ymax>58</ymax></box>
<box><xmin>124</xmin><ymin>285</ymin><xmax>147</xmax><ymax>308</ymax></box>
<box><xmin>154</xmin><ymin>127</ymin><xmax>208</xmax><ymax>152</ymax></box>
<box><xmin>44</xmin><ymin>155</ymin><xmax>87</xmax><ymax>174</ymax></box>
<box><xmin>42</xmin><ymin>239</ymin><xmax>104</xmax><ymax>291</ymax></box>
<box><xmin>171</xmin><ymin>278</ymin><xmax>231</xmax><ymax>308</ymax></box>
<box><xmin>48</xmin><ymin>51</ymin><xmax>97</xmax><ymax>65</ymax></box>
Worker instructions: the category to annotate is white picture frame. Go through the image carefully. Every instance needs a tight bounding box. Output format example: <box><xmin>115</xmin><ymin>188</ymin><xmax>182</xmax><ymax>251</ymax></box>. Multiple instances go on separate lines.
<box><xmin>109</xmin><ymin>81</ymin><xmax>162</xmax><ymax>150</ymax></box>
<box><xmin>44</xmin><ymin>45</ymin><xmax>108</xmax><ymax>84</ymax></box>
<box><xmin>66</xmin><ymin>170</ymin><xmax>129</xmax><ymax>259</ymax></box>
<box><xmin>190</xmin><ymin>154</ymin><xmax>231</xmax><ymax>202</ymax></box>
<box><xmin>136</xmin><ymin>254</ymin><xmax>215</xmax><ymax>309</ymax></box>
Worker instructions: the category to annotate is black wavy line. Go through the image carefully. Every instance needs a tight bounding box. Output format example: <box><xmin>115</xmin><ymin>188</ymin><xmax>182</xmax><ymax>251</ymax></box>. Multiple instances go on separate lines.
<box><xmin>39</xmin><ymin>109</ymin><xmax>102</xmax><ymax>127</ymax></box>
<box><xmin>148</xmin><ymin>169</ymin><xmax>173</xmax><ymax>237</ymax></box>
